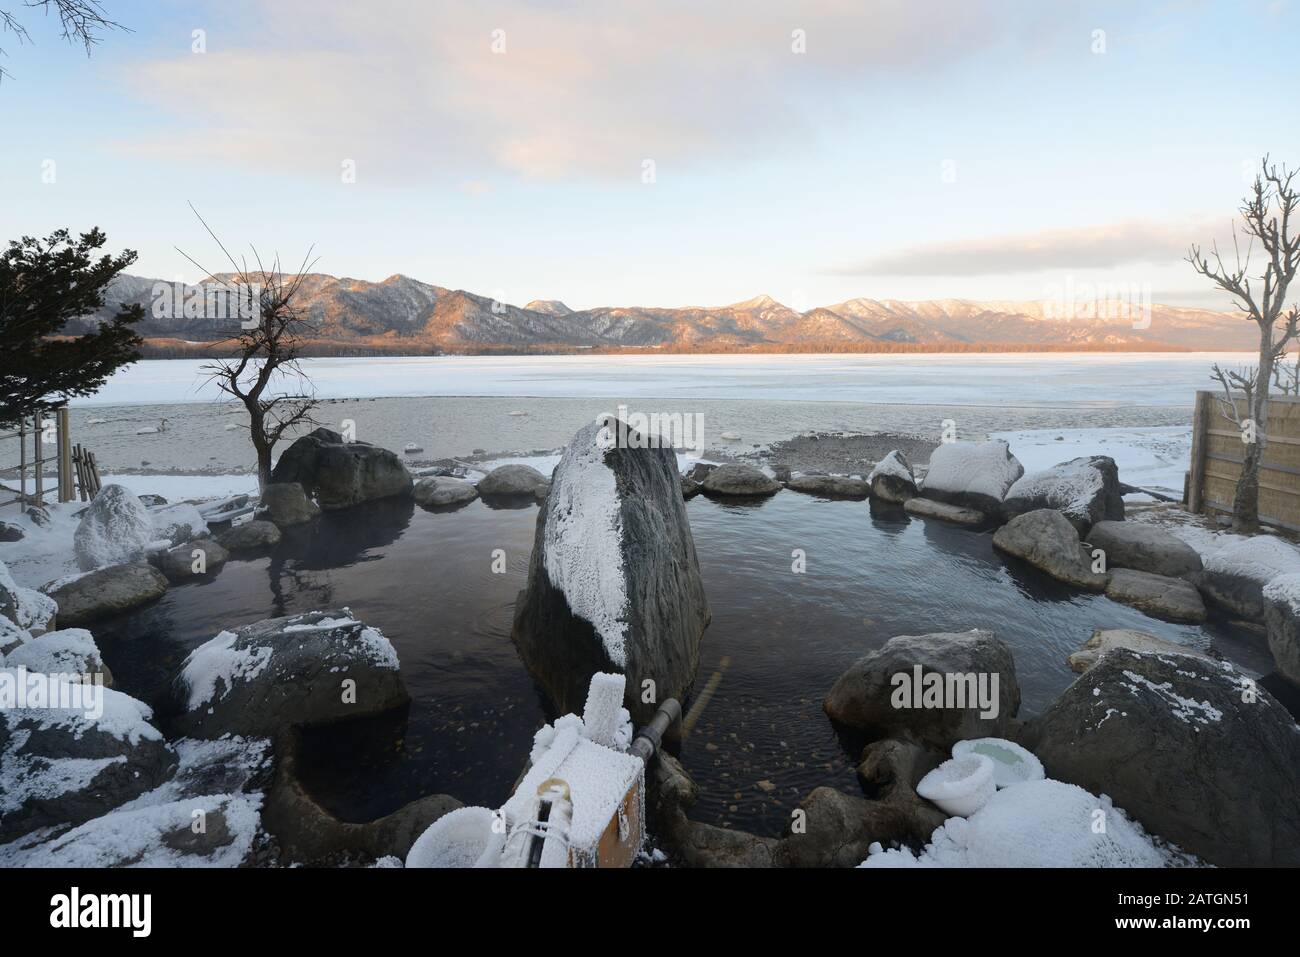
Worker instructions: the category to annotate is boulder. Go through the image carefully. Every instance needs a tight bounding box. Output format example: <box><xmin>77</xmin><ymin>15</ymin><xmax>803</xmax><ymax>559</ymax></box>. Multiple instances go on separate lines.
<box><xmin>681</xmin><ymin>477</ymin><xmax>703</xmax><ymax>499</ymax></box>
<box><xmin>412</xmin><ymin>476</ymin><xmax>479</xmax><ymax>508</ymax></box>
<box><xmin>1104</xmin><ymin>568</ymin><xmax>1206</xmax><ymax>623</ymax></box>
<box><xmin>269</xmin><ymin>427</ymin><xmax>413</xmax><ymax>510</ymax></box>
<box><xmin>259</xmin><ymin>482</ymin><xmax>321</xmax><ymax>527</ymax></box>
<box><xmin>867</xmin><ymin>451</ymin><xmax>918</xmax><ymax>504</ymax></box>
<box><xmin>1263</xmin><ymin>574</ymin><xmax>1300</xmax><ymax>687</ymax></box>
<box><xmin>1086</xmin><ymin>520</ymin><xmax>1203</xmax><ymax>578</ymax></box>
<box><xmin>0</xmin><ymin>521</ymin><xmax>23</xmax><ymax>542</ymax></box>
<box><xmin>903</xmin><ymin>497</ymin><xmax>986</xmax><ymax>527</ymax></box>
<box><xmin>781</xmin><ymin>786</ymin><xmax>925</xmax><ymax>869</ymax></box>
<box><xmin>149</xmin><ymin>503</ymin><xmax>209</xmax><ymax>546</ymax></box>
<box><xmin>155</xmin><ymin>539</ymin><xmax>229</xmax><ymax>583</ymax></box>
<box><xmin>785</xmin><ymin>474</ymin><xmax>869</xmax><ymax>499</ymax></box>
<box><xmin>683</xmin><ymin>463</ymin><xmax>717</xmax><ymax>485</ymax></box>
<box><xmin>42</xmin><ymin>563</ymin><xmax>168</xmax><ymax>627</ymax></box>
<box><xmin>1067</xmin><ymin>628</ymin><xmax>1211</xmax><ymax>673</ymax></box>
<box><xmin>646</xmin><ymin>751</ymin><xmax>782</xmax><ymax>868</ymax></box>
<box><xmin>920</xmin><ymin>440</ymin><xmax>1023</xmax><ymax>513</ymax></box>
<box><xmin>1</xmin><ymin>628</ymin><xmax>112</xmax><ymax>684</ymax></box>
<box><xmin>0</xmin><ymin>560</ymin><xmax>57</xmax><ymax>633</ymax></box>
<box><xmin>215</xmin><ymin>519</ymin><xmax>282</xmax><ymax>551</ymax></box>
<box><xmin>1002</xmin><ymin>456</ymin><xmax>1124</xmax><ymax>533</ymax></box>
<box><xmin>823</xmin><ymin>629</ymin><xmax>1021</xmax><ymax>750</ymax></box>
<box><xmin>0</xmin><ymin>793</ymin><xmax>263</xmax><ymax>868</ymax></box>
<box><xmin>1029</xmin><ymin>649</ymin><xmax>1300</xmax><ymax>866</ymax></box>
<box><xmin>0</xmin><ymin>615</ymin><xmax>28</xmax><ymax>655</ymax></box>
<box><xmin>511</xmin><ymin>419</ymin><xmax>710</xmax><ymax>724</ymax></box>
<box><xmin>174</xmin><ymin>609</ymin><xmax>408</xmax><ymax>738</ymax></box>
<box><xmin>700</xmin><ymin>463</ymin><xmax>780</xmax><ymax>497</ymax></box>
<box><xmin>73</xmin><ymin>484</ymin><xmax>155</xmax><ymax>571</ymax></box>
<box><xmin>992</xmin><ymin>508</ymin><xmax>1109</xmax><ymax>590</ymax></box>
<box><xmin>0</xmin><ymin>677</ymin><xmax>177</xmax><ymax>842</ymax></box>
<box><xmin>263</xmin><ymin>727</ymin><xmax>461</xmax><ymax>862</ymax></box>
<box><xmin>477</xmin><ymin>464</ymin><xmax>550</xmax><ymax>499</ymax></box>
<box><xmin>1191</xmin><ymin>536</ymin><xmax>1300</xmax><ymax>621</ymax></box>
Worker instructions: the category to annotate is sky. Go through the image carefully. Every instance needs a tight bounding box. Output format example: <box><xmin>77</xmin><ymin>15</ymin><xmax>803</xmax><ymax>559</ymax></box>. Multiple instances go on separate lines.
<box><xmin>2</xmin><ymin>0</ymin><xmax>1298</xmax><ymax>311</ymax></box>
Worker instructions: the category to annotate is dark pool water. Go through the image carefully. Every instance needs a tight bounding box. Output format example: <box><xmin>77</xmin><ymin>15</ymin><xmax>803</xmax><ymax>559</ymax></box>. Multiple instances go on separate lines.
<box><xmin>93</xmin><ymin>493</ymin><xmax>1272</xmax><ymax>838</ymax></box>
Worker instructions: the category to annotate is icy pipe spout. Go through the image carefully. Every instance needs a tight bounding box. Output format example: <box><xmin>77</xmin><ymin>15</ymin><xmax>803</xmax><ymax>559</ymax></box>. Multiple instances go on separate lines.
<box><xmin>629</xmin><ymin>698</ymin><xmax>682</xmax><ymax>766</ymax></box>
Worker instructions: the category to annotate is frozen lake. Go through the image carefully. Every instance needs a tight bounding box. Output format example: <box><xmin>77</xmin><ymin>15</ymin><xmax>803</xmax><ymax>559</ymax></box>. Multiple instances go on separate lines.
<box><xmin>85</xmin><ymin>352</ymin><xmax>1255</xmax><ymax>408</ymax></box>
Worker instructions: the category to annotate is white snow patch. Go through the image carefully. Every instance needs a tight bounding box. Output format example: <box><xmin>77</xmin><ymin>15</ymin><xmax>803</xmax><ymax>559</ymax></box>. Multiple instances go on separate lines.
<box><xmin>861</xmin><ymin>779</ymin><xmax>1192</xmax><ymax>868</ymax></box>
<box><xmin>867</xmin><ymin>450</ymin><xmax>914</xmax><ymax>484</ymax></box>
<box><xmin>1263</xmin><ymin>572</ymin><xmax>1300</xmax><ymax>615</ymax></box>
<box><xmin>541</xmin><ymin>425</ymin><xmax>629</xmax><ymax>666</ymax></box>
<box><xmin>179</xmin><ymin>630</ymin><xmax>272</xmax><ymax>710</ymax></box>
<box><xmin>922</xmin><ymin>440</ymin><xmax>1023</xmax><ymax>502</ymax></box>
<box><xmin>1119</xmin><ymin>670</ymin><xmax>1224</xmax><ymax>726</ymax></box>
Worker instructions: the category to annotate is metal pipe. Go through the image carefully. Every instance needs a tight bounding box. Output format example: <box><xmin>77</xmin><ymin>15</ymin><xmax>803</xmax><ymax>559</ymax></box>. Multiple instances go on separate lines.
<box><xmin>629</xmin><ymin>698</ymin><xmax>682</xmax><ymax>766</ymax></box>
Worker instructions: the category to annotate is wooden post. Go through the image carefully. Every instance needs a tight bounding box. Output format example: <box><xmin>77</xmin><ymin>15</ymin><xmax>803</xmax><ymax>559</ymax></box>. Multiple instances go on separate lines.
<box><xmin>57</xmin><ymin>406</ymin><xmax>73</xmax><ymax>502</ymax></box>
<box><xmin>1187</xmin><ymin>390</ymin><xmax>1211</xmax><ymax>513</ymax></box>
<box><xmin>32</xmin><ymin>415</ymin><xmax>44</xmax><ymax>506</ymax></box>
<box><xmin>18</xmin><ymin>418</ymin><xmax>27</xmax><ymax>503</ymax></box>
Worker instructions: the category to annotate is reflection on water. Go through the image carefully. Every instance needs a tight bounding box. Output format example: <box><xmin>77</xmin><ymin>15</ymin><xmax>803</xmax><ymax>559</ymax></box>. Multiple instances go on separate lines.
<box><xmin>93</xmin><ymin>493</ymin><xmax>1270</xmax><ymax>837</ymax></box>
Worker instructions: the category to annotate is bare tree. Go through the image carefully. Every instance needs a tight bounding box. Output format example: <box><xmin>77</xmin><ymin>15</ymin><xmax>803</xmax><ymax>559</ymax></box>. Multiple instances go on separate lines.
<box><xmin>1189</xmin><ymin>156</ymin><xmax>1300</xmax><ymax>532</ymax></box>
<box><xmin>0</xmin><ymin>1</ymin><xmax>126</xmax><ymax>83</ymax></box>
<box><xmin>1274</xmin><ymin>350</ymin><xmax>1299</xmax><ymax>397</ymax></box>
<box><xmin>179</xmin><ymin>207</ymin><xmax>320</xmax><ymax>492</ymax></box>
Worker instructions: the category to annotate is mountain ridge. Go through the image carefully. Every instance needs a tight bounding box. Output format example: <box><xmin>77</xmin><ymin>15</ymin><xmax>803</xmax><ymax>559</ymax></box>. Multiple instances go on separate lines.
<box><xmin>80</xmin><ymin>272</ymin><xmax>1258</xmax><ymax>354</ymax></box>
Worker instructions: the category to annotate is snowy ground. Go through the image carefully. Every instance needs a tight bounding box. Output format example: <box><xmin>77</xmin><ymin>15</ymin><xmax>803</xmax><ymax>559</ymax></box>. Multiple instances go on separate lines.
<box><xmin>990</xmin><ymin>426</ymin><xmax>1191</xmax><ymax>497</ymax></box>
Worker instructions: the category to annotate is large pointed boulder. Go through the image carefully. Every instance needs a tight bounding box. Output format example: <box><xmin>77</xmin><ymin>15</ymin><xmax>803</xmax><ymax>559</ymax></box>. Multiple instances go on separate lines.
<box><xmin>511</xmin><ymin>418</ymin><xmax>710</xmax><ymax>724</ymax></box>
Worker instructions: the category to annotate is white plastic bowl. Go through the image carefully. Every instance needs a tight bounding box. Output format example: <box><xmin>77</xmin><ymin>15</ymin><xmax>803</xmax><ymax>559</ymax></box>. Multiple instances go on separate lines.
<box><xmin>916</xmin><ymin>753</ymin><xmax>996</xmax><ymax>817</ymax></box>
<box><xmin>952</xmin><ymin>737</ymin><xmax>1044</xmax><ymax>789</ymax></box>
<box><xmin>405</xmin><ymin>806</ymin><xmax>500</xmax><ymax>868</ymax></box>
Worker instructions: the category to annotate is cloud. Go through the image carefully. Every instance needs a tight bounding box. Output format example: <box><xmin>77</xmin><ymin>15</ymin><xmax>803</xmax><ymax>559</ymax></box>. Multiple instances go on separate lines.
<box><xmin>113</xmin><ymin>0</ymin><xmax>1049</xmax><ymax>181</ymax></box>
<box><xmin>827</xmin><ymin>219</ymin><xmax>1219</xmax><ymax>277</ymax></box>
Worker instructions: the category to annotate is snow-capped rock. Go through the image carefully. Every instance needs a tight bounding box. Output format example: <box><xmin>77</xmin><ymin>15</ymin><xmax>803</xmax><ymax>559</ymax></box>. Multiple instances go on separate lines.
<box><xmin>174</xmin><ymin>609</ymin><xmax>407</xmax><ymax>738</ymax></box>
<box><xmin>1</xmin><ymin>628</ymin><xmax>110</xmax><ymax>683</ymax></box>
<box><xmin>1001</xmin><ymin>455</ymin><xmax>1124</xmax><ymax>533</ymax></box>
<box><xmin>867</xmin><ymin>450</ymin><xmax>917</xmax><ymax>503</ymax></box>
<box><xmin>73</xmin><ymin>484</ymin><xmax>155</xmax><ymax>571</ymax></box>
<box><xmin>1193</xmin><ymin>535</ymin><xmax>1300</xmax><ymax>621</ymax></box>
<box><xmin>0</xmin><ymin>560</ymin><xmax>57</xmax><ymax>633</ymax></box>
<box><xmin>41</xmin><ymin>563</ymin><xmax>168</xmax><ymax>627</ymax></box>
<box><xmin>511</xmin><ymin>418</ymin><xmax>710</xmax><ymax>724</ymax></box>
<box><xmin>920</xmin><ymin>440</ymin><xmax>1023</xmax><ymax>513</ymax></box>
<box><xmin>1263</xmin><ymin>572</ymin><xmax>1300</xmax><ymax>688</ymax></box>
<box><xmin>0</xmin><ymin>674</ymin><xmax>176</xmax><ymax>842</ymax></box>
<box><xmin>149</xmin><ymin>502</ymin><xmax>209</xmax><ymax>547</ymax></box>
<box><xmin>1029</xmin><ymin>648</ymin><xmax>1300</xmax><ymax>867</ymax></box>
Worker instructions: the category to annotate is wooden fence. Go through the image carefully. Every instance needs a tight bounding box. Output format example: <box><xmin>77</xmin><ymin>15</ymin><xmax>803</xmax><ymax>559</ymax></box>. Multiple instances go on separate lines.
<box><xmin>1187</xmin><ymin>391</ymin><xmax>1300</xmax><ymax>533</ymax></box>
<box><xmin>0</xmin><ymin>407</ymin><xmax>76</xmax><ymax>509</ymax></box>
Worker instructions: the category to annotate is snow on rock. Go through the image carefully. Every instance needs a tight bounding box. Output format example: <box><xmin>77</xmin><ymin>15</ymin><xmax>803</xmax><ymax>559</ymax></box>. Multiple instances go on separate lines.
<box><xmin>867</xmin><ymin>450</ymin><xmax>918</xmax><ymax>503</ymax></box>
<box><xmin>920</xmin><ymin>440</ymin><xmax>1023</xmax><ymax>512</ymax></box>
<box><xmin>860</xmin><ymin>779</ymin><xmax>1189</xmax><ymax>868</ymax></box>
<box><xmin>0</xmin><ymin>672</ymin><xmax>175</xmax><ymax>841</ymax></box>
<box><xmin>1</xmin><ymin>628</ymin><xmax>108</xmax><ymax>681</ymax></box>
<box><xmin>1203</xmin><ymin>535</ymin><xmax>1300</xmax><ymax>584</ymax></box>
<box><xmin>512</xmin><ymin>418</ymin><xmax>709</xmax><ymax>725</ymax></box>
<box><xmin>867</xmin><ymin>450</ymin><xmax>914</xmax><ymax>483</ymax></box>
<box><xmin>148</xmin><ymin>502</ymin><xmax>209</xmax><ymax>546</ymax></box>
<box><xmin>540</xmin><ymin>423</ymin><xmax>629</xmax><ymax>664</ymax></box>
<box><xmin>1264</xmin><ymin>572</ymin><xmax>1300</xmax><ymax>614</ymax></box>
<box><xmin>72</xmin><ymin>484</ymin><xmax>155</xmax><ymax>571</ymax></box>
<box><xmin>1001</xmin><ymin>456</ymin><xmax>1123</xmax><ymax>532</ymax></box>
<box><xmin>0</xmin><ymin>560</ymin><xmax>57</xmax><ymax>633</ymax></box>
<box><xmin>174</xmin><ymin>609</ymin><xmax>407</xmax><ymax>737</ymax></box>
<box><xmin>0</xmin><ymin>793</ymin><xmax>263</xmax><ymax>868</ymax></box>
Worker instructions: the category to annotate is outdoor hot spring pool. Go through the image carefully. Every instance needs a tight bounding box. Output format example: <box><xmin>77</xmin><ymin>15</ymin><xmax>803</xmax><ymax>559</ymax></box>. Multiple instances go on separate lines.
<box><xmin>91</xmin><ymin>492</ymin><xmax>1272</xmax><ymax>838</ymax></box>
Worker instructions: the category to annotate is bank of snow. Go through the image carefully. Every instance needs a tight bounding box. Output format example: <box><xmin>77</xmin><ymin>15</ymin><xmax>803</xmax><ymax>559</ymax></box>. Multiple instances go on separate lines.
<box><xmin>991</xmin><ymin>426</ymin><xmax>1190</xmax><ymax>498</ymax></box>
<box><xmin>861</xmin><ymin>779</ymin><xmax>1194</xmax><ymax>868</ymax></box>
